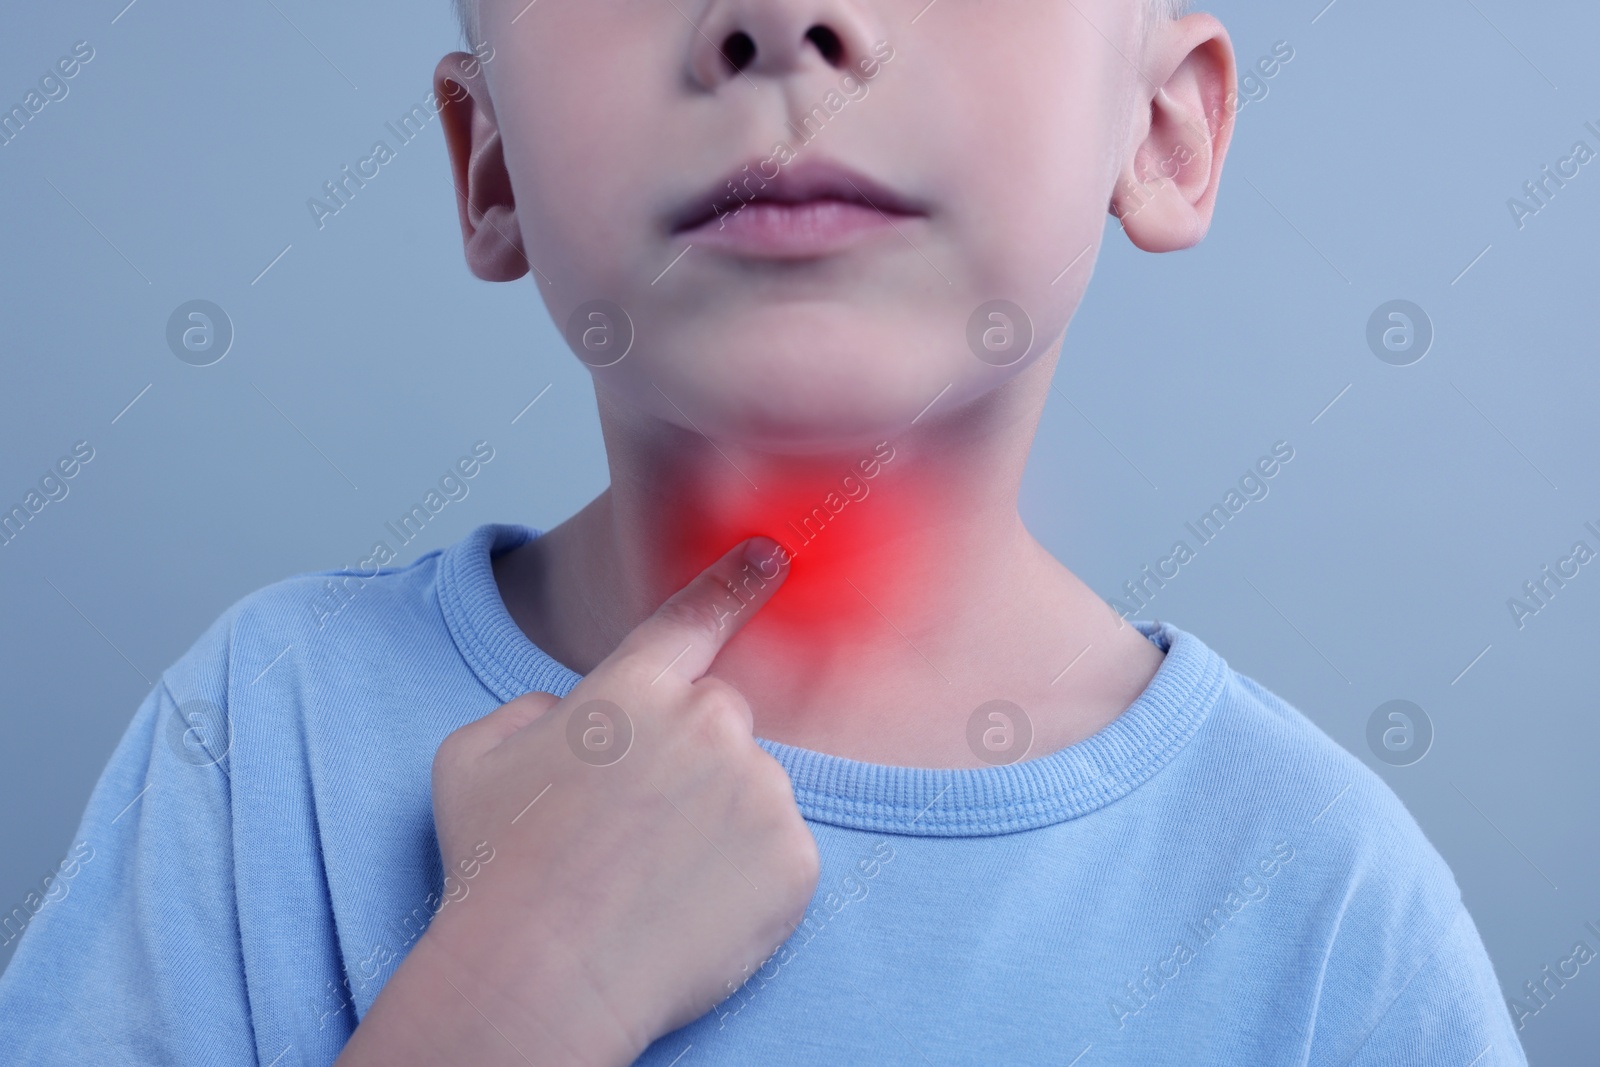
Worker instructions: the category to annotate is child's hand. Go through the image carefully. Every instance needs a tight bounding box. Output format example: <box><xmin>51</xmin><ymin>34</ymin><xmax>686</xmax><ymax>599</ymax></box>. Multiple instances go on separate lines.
<box><xmin>339</xmin><ymin>536</ymin><xmax>817</xmax><ymax>1067</ymax></box>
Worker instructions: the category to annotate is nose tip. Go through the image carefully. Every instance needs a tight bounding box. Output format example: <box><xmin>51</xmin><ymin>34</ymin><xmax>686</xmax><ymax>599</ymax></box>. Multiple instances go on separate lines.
<box><xmin>690</xmin><ymin>2</ymin><xmax>874</xmax><ymax>89</ymax></box>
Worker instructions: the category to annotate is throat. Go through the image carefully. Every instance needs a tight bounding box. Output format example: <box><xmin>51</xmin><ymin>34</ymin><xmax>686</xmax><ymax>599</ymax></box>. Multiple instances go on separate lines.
<box><xmin>494</xmin><ymin>501</ymin><xmax>1164</xmax><ymax>769</ymax></box>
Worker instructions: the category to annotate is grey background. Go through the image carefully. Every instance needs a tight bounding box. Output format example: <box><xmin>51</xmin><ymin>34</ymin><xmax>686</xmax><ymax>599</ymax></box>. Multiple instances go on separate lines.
<box><xmin>1</xmin><ymin>0</ymin><xmax>1595</xmax><ymax>1060</ymax></box>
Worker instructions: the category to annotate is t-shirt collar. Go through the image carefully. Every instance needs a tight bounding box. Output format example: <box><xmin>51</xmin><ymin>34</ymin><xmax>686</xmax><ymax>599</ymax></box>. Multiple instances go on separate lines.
<box><xmin>437</xmin><ymin>523</ymin><xmax>1229</xmax><ymax>837</ymax></box>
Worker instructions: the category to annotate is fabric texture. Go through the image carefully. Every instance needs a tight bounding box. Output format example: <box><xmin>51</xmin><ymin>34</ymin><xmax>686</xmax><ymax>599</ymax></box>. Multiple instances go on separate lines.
<box><xmin>0</xmin><ymin>522</ymin><xmax>1528</xmax><ymax>1065</ymax></box>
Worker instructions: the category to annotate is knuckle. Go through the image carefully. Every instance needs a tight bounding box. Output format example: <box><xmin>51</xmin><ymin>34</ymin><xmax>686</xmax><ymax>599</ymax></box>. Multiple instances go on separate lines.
<box><xmin>747</xmin><ymin>752</ymin><xmax>795</xmax><ymax>802</ymax></box>
<box><xmin>431</xmin><ymin>728</ymin><xmax>468</xmax><ymax>781</ymax></box>
<box><xmin>744</xmin><ymin>745</ymin><xmax>793</xmax><ymax>791</ymax></box>
<box><xmin>690</xmin><ymin>674</ymin><xmax>739</xmax><ymax>707</ymax></box>
<box><xmin>687</xmin><ymin>710</ymin><xmax>741</xmax><ymax>761</ymax></box>
<box><xmin>430</xmin><ymin>742</ymin><xmax>474</xmax><ymax>807</ymax></box>
<box><xmin>796</xmin><ymin>849</ymin><xmax>822</xmax><ymax>897</ymax></box>
<box><xmin>788</xmin><ymin>822</ymin><xmax>821</xmax><ymax>874</ymax></box>
<box><xmin>507</xmin><ymin>690</ymin><xmax>559</xmax><ymax>721</ymax></box>
<box><xmin>775</xmin><ymin>826</ymin><xmax>822</xmax><ymax>900</ymax></box>
<box><xmin>687</xmin><ymin>681</ymin><xmax>750</xmax><ymax>736</ymax></box>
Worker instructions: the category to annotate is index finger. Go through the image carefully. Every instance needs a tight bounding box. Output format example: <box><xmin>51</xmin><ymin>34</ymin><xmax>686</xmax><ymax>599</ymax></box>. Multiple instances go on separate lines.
<box><xmin>605</xmin><ymin>536</ymin><xmax>790</xmax><ymax>686</ymax></box>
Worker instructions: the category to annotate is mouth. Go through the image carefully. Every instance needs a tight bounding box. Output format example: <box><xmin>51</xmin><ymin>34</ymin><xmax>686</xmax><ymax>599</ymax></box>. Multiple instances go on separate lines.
<box><xmin>667</xmin><ymin>158</ymin><xmax>928</xmax><ymax>259</ymax></box>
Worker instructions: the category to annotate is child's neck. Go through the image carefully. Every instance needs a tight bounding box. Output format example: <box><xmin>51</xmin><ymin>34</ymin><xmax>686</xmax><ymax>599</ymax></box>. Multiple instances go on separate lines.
<box><xmin>494</xmin><ymin>365</ymin><xmax>1165</xmax><ymax>768</ymax></box>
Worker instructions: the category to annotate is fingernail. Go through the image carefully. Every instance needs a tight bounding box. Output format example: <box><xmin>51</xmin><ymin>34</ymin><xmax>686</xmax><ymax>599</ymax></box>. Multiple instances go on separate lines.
<box><xmin>743</xmin><ymin>536</ymin><xmax>782</xmax><ymax>573</ymax></box>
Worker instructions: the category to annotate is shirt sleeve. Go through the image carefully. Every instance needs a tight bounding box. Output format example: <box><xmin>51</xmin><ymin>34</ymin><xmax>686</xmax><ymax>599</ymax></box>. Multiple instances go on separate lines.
<box><xmin>0</xmin><ymin>672</ymin><xmax>263</xmax><ymax>1065</ymax></box>
<box><xmin>1342</xmin><ymin>902</ymin><xmax>1527</xmax><ymax>1066</ymax></box>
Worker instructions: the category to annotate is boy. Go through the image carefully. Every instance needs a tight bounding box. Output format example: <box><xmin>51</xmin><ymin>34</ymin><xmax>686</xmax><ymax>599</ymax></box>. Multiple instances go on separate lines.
<box><xmin>0</xmin><ymin>0</ymin><xmax>1527</xmax><ymax>1063</ymax></box>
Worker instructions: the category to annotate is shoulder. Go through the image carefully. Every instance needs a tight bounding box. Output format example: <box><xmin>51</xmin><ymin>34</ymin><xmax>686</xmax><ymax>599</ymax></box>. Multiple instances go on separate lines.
<box><xmin>153</xmin><ymin>543</ymin><xmax>457</xmax><ymax>742</ymax></box>
<box><xmin>0</xmin><ymin>547</ymin><xmax>464</xmax><ymax>1062</ymax></box>
<box><xmin>1161</xmin><ymin>627</ymin><xmax>1507</xmax><ymax>1053</ymax></box>
<box><xmin>158</xmin><ymin>544</ymin><xmax>451</xmax><ymax>715</ymax></box>
<box><xmin>1190</xmin><ymin>656</ymin><xmax>1461</xmax><ymax>915</ymax></box>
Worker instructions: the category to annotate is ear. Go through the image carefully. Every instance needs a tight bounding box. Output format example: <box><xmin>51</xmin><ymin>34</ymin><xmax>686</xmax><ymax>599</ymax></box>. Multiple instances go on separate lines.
<box><xmin>435</xmin><ymin>51</ymin><xmax>529</xmax><ymax>282</ymax></box>
<box><xmin>1109</xmin><ymin>15</ymin><xmax>1237</xmax><ymax>253</ymax></box>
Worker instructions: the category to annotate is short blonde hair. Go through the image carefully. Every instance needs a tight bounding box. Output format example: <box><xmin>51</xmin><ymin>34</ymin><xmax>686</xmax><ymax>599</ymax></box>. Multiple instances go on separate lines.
<box><xmin>453</xmin><ymin>0</ymin><xmax>475</xmax><ymax>45</ymax></box>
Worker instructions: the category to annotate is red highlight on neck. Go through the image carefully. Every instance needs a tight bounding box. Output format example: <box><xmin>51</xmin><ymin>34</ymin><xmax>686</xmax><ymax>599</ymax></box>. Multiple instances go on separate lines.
<box><xmin>651</xmin><ymin>439</ymin><xmax>930</xmax><ymax>639</ymax></box>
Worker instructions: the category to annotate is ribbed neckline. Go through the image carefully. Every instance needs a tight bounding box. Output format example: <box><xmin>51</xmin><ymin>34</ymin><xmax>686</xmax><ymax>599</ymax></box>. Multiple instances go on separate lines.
<box><xmin>437</xmin><ymin>523</ymin><xmax>1229</xmax><ymax>837</ymax></box>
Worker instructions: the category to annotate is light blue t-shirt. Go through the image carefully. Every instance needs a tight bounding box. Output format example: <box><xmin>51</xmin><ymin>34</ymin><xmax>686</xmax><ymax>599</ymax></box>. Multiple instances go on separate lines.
<box><xmin>0</xmin><ymin>523</ymin><xmax>1526</xmax><ymax>1065</ymax></box>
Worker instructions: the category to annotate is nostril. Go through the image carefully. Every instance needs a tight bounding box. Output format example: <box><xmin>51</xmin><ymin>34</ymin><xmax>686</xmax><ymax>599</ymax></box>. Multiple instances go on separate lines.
<box><xmin>720</xmin><ymin>31</ymin><xmax>757</xmax><ymax>73</ymax></box>
<box><xmin>804</xmin><ymin>25</ymin><xmax>845</xmax><ymax>66</ymax></box>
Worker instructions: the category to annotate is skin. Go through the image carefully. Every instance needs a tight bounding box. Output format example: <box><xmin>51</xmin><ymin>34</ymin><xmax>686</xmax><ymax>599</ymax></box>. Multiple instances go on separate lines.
<box><xmin>340</xmin><ymin>541</ymin><xmax>822</xmax><ymax>1066</ymax></box>
<box><xmin>456</xmin><ymin>0</ymin><xmax>1237</xmax><ymax>767</ymax></box>
<box><xmin>339</xmin><ymin>3</ymin><xmax>1237</xmax><ymax>1063</ymax></box>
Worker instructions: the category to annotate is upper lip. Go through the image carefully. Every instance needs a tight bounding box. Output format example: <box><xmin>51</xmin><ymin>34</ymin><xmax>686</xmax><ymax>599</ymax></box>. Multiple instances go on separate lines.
<box><xmin>668</xmin><ymin>158</ymin><xmax>927</xmax><ymax>234</ymax></box>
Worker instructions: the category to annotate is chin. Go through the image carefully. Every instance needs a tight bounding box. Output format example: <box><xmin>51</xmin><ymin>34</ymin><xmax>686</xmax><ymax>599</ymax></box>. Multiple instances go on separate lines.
<box><xmin>659</xmin><ymin>377</ymin><xmax>916</xmax><ymax>456</ymax></box>
<box><xmin>634</xmin><ymin>314</ymin><xmax>959</xmax><ymax>455</ymax></box>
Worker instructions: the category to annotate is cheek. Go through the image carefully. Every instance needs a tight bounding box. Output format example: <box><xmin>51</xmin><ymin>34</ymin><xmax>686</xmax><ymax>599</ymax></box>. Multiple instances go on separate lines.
<box><xmin>505</xmin><ymin>114</ymin><xmax>634</xmax><ymax>298</ymax></box>
<box><xmin>495</xmin><ymin>27</ymin><xmax>672</xmax><ymax>302</ymax></box>
<box><xmin>921</xmin><ymin>32</ymin><xmax>1122</xmax><ymax>344</ymax></box>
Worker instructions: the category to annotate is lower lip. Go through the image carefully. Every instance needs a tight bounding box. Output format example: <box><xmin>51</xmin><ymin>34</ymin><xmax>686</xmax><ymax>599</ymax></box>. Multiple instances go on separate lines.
<box><xmin>677</xmin><ymin>199</ymin><xmax>918</xmax><ymax>259</ymax></box>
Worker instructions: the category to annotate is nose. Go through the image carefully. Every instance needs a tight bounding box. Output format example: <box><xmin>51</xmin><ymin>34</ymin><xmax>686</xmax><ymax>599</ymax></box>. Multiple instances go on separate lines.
<box><xmin>688</xmin><ymin>0</ymin><xmax>879</xmax><ymax>89</ymax></box>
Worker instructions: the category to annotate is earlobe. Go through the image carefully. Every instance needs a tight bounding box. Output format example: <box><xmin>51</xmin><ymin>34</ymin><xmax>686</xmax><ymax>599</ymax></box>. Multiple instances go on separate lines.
<box><xmin>1109</xmin><ymin>17</ymin><xmax>1237</xmax><ymax>254</ymax></box>
<box><xmin>435</xmin><ymin>51</ymin><xmax>530</xmax><ymax>282</ymax></box>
